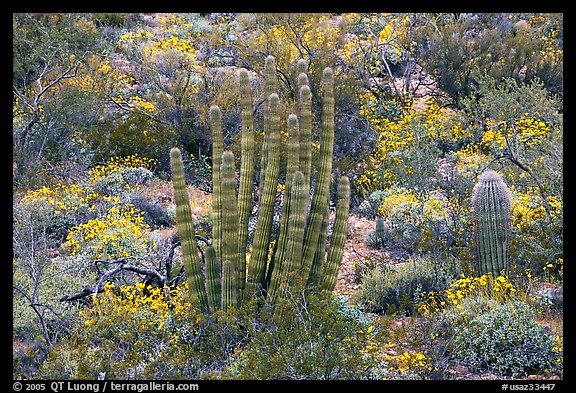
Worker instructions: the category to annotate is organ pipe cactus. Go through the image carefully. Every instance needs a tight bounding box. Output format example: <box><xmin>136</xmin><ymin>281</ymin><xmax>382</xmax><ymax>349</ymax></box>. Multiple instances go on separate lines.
<box><xmin>471</xmin><ymin>170</ymin><xmax>512</xmax><ymax>277</ymax></box>
<box><xmin>169</xmin><ymin>147</ymin><xmax>210</xmax><ymax>314</ymax></box>
<box><xmin>170</xmin><ymin>57</ymin><xmax>349</xmax><ymax>314</ymax></box>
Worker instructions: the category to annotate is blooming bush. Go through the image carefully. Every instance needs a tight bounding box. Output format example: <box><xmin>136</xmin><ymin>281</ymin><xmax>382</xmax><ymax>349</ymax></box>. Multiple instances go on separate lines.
<box><xmin>413</xmin><ymin>273</ymin><xmax>562</xmax><ymax>378</ymax></box>
<box><xmin>62</xmin><ymin>205</ymin><xmax>155</xmax><ymax>263</ymax></box>
<box><xmin>444</xmin><ymin>298</ymin><xmax>561</xmax><ymax>377</ymax></box>
<box><xmin>356</xmin><ymin>254</ymin><xmax>463</xmax><ymax>315</ymax></box>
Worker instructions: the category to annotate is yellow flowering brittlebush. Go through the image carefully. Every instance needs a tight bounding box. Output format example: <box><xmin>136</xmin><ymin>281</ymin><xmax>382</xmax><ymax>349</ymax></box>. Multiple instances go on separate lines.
<box><xmin>417</xmin><ymin>274</ymin><xmax>517</xmax><ymax>316</ymax></box>
<box><xmin>385</xmin><ymin>351</ymin><xmax>435</xmax><ymax>375</ymax></box>
<box><xmin>19</xmin><ymin>182</ymin><xmax>105</xmax><ymax>216</ymax></box>
<box><xmin>357</xmin><ymin>96</ymin><xmax>472</xmax><ymax>193</ymax></box>
<box><xmin>481</xmin><ymin>115</ymin><xmax>552</xmax><ymax>151</ymax></box>
<box><xmin>63</xmin><ymin>205</ymin><xmax>154</xmax><ymax>260</ymax></box>
<box><xmin>89</xmin><ymin>154</ymin><xmax>157</xmax><ymax>184</ymax></box>
<box><xmin>80</xmin><ymin>282</ymin><xmax>202</xmax><ymax>349</ymax></box>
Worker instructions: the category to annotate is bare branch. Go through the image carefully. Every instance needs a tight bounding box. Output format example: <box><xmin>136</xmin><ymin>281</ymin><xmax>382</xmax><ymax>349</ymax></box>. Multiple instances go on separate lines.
<box><xmin>59</xmin><ymin>258</ymin><xmax>169</xmax><ymax>302</ymax></box>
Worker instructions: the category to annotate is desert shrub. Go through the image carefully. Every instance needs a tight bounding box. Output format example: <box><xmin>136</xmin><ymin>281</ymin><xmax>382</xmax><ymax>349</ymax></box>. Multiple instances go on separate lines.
<box><xmin>39</xmin><ymin>285</ymin><xmax>386</xmax><ymax>380</ymax></box>
<box><xmin>39</xmin><ymin>282</ymin><xmax>232</xmax><ymax>379</ymax></box>
<box><xmin>126</xmin><ymin>193</ymin><xmax>172</xmax><ymax>229</ymax></box>
<box><xmin>16</xmin><ymin>183</ymin><xmax>96</xmax><ymax>243</ymax></box>
<box><xmin>361</xmin><ymin>186</ymin><xmax>464</xmax><ymax>258</ymax></box>
<box><xmin>413</xmin><ymin>273</ymin><xmax>563</xmax><ymax>379</ymax></box>
<box><xmin>444</xmin><ymin>298</ymin><xmax>561</xmax><ymax>377</ymax></box>
<box><xmin>62</xmin><ymin>204</ymin><xmax>155</xmax><ymax>263</ymax></box>
<box><xmin>13</xmin><ymin>198</ymin><xmax>85</xmax><ymax>369</ymax></box>
<box><xmin>212</xmin><ymin>291</ymin><xmax>383</xmax><ymax>380</ymax></box>
<box><xmin>356</xmin><ymin>190</ymin><xmax>387</xmax><ymax>218</ymax></box>
<box><xmin>510</xmin><ymin>187</ymin><xmax>563</xmax><ymax>278</ymax></box>
<box><xmin>356</xmin><ymin>254</ymin><xmax>463</xmax><ymax>315</ymax></box>
<box><xmin>183</xmin><ymin>152</ymin><xmax>213</xmax><ymax>192</ymax></box>
<box><xmin>90</xmin><ymin>163</ymin><xmax>154</xmax><ymax>197</ymax></box>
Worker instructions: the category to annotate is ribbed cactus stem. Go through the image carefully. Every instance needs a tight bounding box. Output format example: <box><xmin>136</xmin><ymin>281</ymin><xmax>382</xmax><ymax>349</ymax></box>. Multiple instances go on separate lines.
<box><xmin>280</xmin><ymin>171</ymin><xmax>307</xmax><ymax>294</ymax></box>
<box><xmin>259</xmin><ymin>55</ymin><xmax>277</xmax><ymax>188</ymax></box>
<box><xmin>298</xmin><ymin>83</ymin><xmax>312</xmax><ymax>198</ymax></box>
<box><xmin>296</xmin><ymin>58</ymin><xmax>308</xmax><ymax>81</ymax></box>
<box><xmin>170</xmin><ymin>147</ymin><xmax>210</xmax><ymax>314</ymax></box>
<box><xmin>269</xmin><ymin>114</ymin><xmax>300</xmax><ymax>296</ymax></box>
<box><xmin>471</xmin><ymin>170</ymin><xmax>512</xmax><ymax>277</ymax></box>
<box><xmin>221</xmin><ymin>259</ymin><xmax>237</xmax><ymax>311</ymax></box>
<box><xmin>221</xmin><ymin>151</ymin><xmax>239</xmax><ymax>308</ymax></box>
<box><xmin>299</xmin><ymin>212</ymin><xmax>323</xmax><ymax>288</ymax></box>
<box><xmin>237</xmin><ymin>68</ymin><xmax>255</xmax><ymax>297</ymax></box>
<box><xmin>295</xmin><ymin>59</ymin><xmax>308</xmax><ymax>115</ymax></box>
<box><xmin>375</xmin><ymin>216</ymin><xmax>385</xmax><ymax>238</ymax></box>
<box><xmin>210</xmin><ymin>106</ymin><xmax>224</xmax><ymax>267</ymax></box>
<box><xmin>245</xmin><ymin>93</ymin><xmax>281</xmax><ymax>300</ymax></box>
<box><xmin>305</xmin><ymin>67</ymin><xmax>335</xmax><ymax>288</ymax></box>
<box><xmin>320</xmin><ymin>176</ymin><xmax>350</xmax><ymax>292</ymax></box>
<box><xmin>204</xmin><ymin>246</ymin><xmax>221</xmax><ymax>312</ymax></box>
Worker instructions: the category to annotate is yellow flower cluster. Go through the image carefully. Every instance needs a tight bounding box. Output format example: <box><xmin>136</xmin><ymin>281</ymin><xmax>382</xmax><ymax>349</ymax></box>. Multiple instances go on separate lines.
<box><xmin>481</xmin><ymin>116</ymin><xmax>551</xmax><ymax>150</ymax></box>
<box><xmin>131</xmin><ymin>95</ymin><xmax>156</xmax><ymax>113</ymax></box>
<box><xmin>418</xmin><ymin>274</ymin><xmax>517</xmax><ymax>315</ymax></box>
<box><xmin>142</xmin><ymin>35</ymin><xmax>198</xmax><ymax>62</ymax></box>
<box><xmin>377</xmin><ymin>188</ymin><xmax>447</xmax><ymax>223</ymax></box>
<box><xmin>20</xmin><ymin>182</ymin><xmax>100</xmax><ymax>215</ymax></box>
<box><xmin>89</xmin><ymin>154</ymin><xmax>157</xmax><ymax>184</ymax></box>
<box><xmin>385</xmin><ymin>351</ymin><xmax>434</xmax><ymax>374</ymax></box>
<box><xmin>511</xmin><ymin>187</ymin><xmax>562</xmax><ymax>232</ymax></box>
<box><xmin>81</xmin><ymin>282</ymin><xmax>194</xmax><ymax>334</ymax></box>
<box><xmin>117</xmin><ymin>30</ymin><xmax>154</xmax><ymax>49</ymax></box>
<box><xmin>63</xmin><ymin>205</ymin><xmax>154</xmax><ymax>260</ymax></box>
<box><xmin>515</xmin><ymin>117</ymin><xmax>550</xmax><ymax>145</ymax></box>
<box><xmin>377</xmin><ymin>15</ymin><xmax>411</xmax><ymax>63</ymax></box>
<box><xmin>540</xmin><ymin>28</ymin><xmax>563</xmax><ymax>63</ymax></box>
<box><xmin>301</xmin><ymin>15</ymin><xmax>341</xmax><ymax>52</ymax></box>
<box><xmin>357</xmin><ymin>95</ymin><xmax>471</xmax><ymax>192</ymax></box>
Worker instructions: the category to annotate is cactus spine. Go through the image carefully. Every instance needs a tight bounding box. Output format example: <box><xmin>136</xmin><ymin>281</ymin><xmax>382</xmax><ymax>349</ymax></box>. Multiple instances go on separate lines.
<box><xmin>170</xmin><ymin>57</ymin><xmax>349</xmax><ymax>314</ymax></box>
<box><xmin>471</xmin><ymin>170</ymin><xmax>512</xmax><ymax>277</ymax></box>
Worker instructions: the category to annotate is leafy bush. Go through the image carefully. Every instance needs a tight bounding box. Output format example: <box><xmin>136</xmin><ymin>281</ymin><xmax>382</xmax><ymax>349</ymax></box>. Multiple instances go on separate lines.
<box><xmin>356</xmin><ymin>255</ymin><xmax>463</xmax><ymax>315</ymax></box>
<box><xmin>39</xmin><ymin>282</ymin><xmax>225</xmax><ymax>379</ymax></box>
<box><xmin>444</xmin><ymin>298</ymin><xmax>561</xmax><ymax>377</ymax></box>
<box><xmin>62</xmin><ymin>204</ymin><xmax>155</xmax><ymax>262</ymax></box>
<box><xmin>39</xmin><ymin>286</ymin><xmax>385</xmax><ymax>380</ymax></box>
<box><xmin>212</xmin><ymin>292</ymin><xmax>383</xmax><ymax>380</ymax></box>
<box><xmin>412</xmin><ymin>273</ymin><xmax>562</xmax><ymax>379</ymax></box>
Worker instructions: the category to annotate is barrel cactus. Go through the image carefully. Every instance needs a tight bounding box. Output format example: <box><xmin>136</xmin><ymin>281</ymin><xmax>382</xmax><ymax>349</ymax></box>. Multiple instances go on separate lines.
<box><xmin>471</xmin><ymin>170</ymin><xmax>512</xmax><ymax>277</ymax></box>
<box><xmin>170</xmin><ymin>56</ymin><xmax>350</xmax><ymax>313</ymax></box>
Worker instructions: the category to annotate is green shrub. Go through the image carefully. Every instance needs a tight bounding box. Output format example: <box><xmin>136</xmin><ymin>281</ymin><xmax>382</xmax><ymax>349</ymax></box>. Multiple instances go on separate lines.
<box><xmin>355</xmin><ymin>255</ymin><xmax>463</xmax><ymax>315</ymax></box>
<box><xmin>39</xmin><ymin>285</ymin><xmax>385</xmax><ymax>380</ymax></box>
<box><xmin>211</xmin><ymin>292</ymin><xmax>383</xmax><ymax>380</ymax></box>
<box><xmin>443</xmin><ymin>297</ymin><xmax>562</xmax><ymax>377</ymax></box>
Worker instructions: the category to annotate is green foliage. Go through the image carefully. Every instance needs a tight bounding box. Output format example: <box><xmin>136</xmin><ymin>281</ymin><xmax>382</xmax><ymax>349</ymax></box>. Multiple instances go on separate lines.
<box><xmin>355</xmin><ymin>255</ymin><xmax>463</xmax><ymax>315</ymax></box>
<box><xmin>13</xmin><ymin>13</ymin><xmax>563</xmax><ymax>381</ymax></box>
<box><xmin>39</xmin><ymin>284</ymin><xmax>383</xmax><ymax>380</ymax></box>
<box><xmin>411</xmin><ymin>13</ymin><xmax>563</xmax><ymax>108</ymax></box>
<box><xmin>444</xmin><ymin>298</ymin><xmax>561</xmax><ymax>377</ymax></box>
<box><xmin>211</xmin><ymin>292</ymin><xmax>382</xmax><ymax>380</ymax></box>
